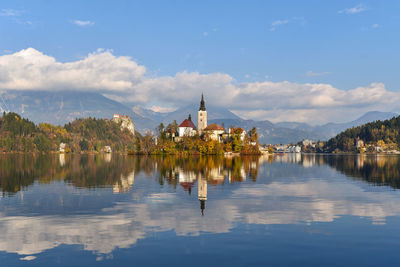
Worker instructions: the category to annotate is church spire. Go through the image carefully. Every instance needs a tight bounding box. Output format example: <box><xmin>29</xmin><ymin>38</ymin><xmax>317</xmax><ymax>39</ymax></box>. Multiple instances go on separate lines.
<box><xmin>199</xmin><ymin>93</ymin><xmax>206</xmax><ymax>111</ymax></box>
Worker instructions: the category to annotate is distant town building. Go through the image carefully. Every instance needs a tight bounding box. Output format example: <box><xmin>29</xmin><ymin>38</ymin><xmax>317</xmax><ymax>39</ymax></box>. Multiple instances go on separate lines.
<box><xmin>356</xmin><ymin>139</ymin><xmax>364</xmax><ymax>148</ymax></box>
<box><xmin>288</xmin><ymin>146</ymin><xmax>301</xmax><ymax>153</ymax></box>
<box><xmin>302</xmin><ymin>139</ymin><xmax>313</xmax><ymax>146</ymax></box>
<box><xmin>112</xmin><ymin>114</ymin><xmax>135</xmax><ymax>135</ymax></box>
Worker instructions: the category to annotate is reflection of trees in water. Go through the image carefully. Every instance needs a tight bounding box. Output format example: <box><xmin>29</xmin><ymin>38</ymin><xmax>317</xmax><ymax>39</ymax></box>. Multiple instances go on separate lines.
<box><xmin>278</xmin><ymin>154</ymin><xmax>400</xmax><ymax>189</ymax></box>
<box><xmin>0</xmin><ymin>154</ymin><xmax>262</xmax><ymax>195</ymax></box>
<box><xmin>64</xmin><ymin>154</ymin><xmax>134</xmax><ymax>188</ymax></box>
<box><xmin>6</xmin><ymin>153</ymin><xmax>399</xmax><ymax>194</ymax></box>
<box><xmin>0</xmin><ymin>154</ymin><xmax>61</xmax><ymax>195</ymax></box>
<box><xmin>0</xmin><ymin>154</ymin><xmax>136</xmax><ymax>195</ymax></box>
<box><xmin>155</xmin><ymin>155</ymin><xmax>260</xmax><ymax>185</ymax></box>
<box><xmin>322</xmin><ymin>155</ymin><xmax>400</xmax><ymax>189</ymax></box>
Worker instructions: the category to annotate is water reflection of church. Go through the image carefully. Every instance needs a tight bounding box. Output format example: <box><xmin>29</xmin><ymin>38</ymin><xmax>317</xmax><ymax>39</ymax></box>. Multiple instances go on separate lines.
<box><xmin>174</xmin><ymin>164</ymin><xmax>252</xmax><ymax>216</ymax></box>
<box><xmin>198</xmin><ymin>175</ymin><xmax>207</xmax><ymax>216</ymax></box>
<box><xmin>175</xmin><ymin>169</ymin><xmax>209</xmax><ymax>215</ymax></box>
<box><xmin>56</xmin><ymin>153</ymin><xmax>264</xmax><ymax>216</ymax></box>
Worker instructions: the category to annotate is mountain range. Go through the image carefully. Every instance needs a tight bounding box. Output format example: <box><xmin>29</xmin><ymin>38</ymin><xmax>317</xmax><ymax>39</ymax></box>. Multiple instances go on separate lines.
<box><xmin>0</xmin><ymin>90</ymin><xmax>397</xmax><ymax>144</ymax></box>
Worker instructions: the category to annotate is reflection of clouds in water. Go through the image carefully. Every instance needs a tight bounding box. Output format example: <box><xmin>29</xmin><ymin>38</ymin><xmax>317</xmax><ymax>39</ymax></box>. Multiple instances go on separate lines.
<box><xmin>146</xmin><ymin>193</ymin><xmax>176</xmax><ymax>203</ymax></box>
<box><xmin>0</xmin><ymin>195</ymin><xmax>237</xmax><ymax>257</ymax></box>
<box><xmin>20</xmin><ymin>256</ymin><xmax>36</xmax><ymax>261</ymax></box>
<box><xmin>233</xmin><ymin>181</ymin><xmax>399</xmax><ymax>225</ymax></box>
<box><xmin>1</xmin><ymin>177</ymin><xmax>400</xmax><ymax>258</ymax></box>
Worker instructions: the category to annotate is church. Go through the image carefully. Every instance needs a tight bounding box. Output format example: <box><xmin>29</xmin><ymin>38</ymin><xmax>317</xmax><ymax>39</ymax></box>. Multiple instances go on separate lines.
<box><xmin>177</xmin><ymin>94</ymin><xmax>225</xmax><ymax>142</ymax></box>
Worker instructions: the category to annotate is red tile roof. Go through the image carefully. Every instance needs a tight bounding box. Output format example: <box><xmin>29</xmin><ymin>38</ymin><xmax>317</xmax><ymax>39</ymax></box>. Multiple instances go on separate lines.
<box><xmin>230</xmin><ymin>127</ymin><xmax>245</xmax><ymax>134</ymax></box>
<box><xmin>205</xmin><ymin>123</ymin><xmax>224</xmax><ymax>131</ymax></box>
<box><xmin>165</xmin><ymin>128</ymin><xmax>176</xmax><ymax>133</ymax></box>
<box><xmin>180</xmin><ymin>182</ymin><xmax>195</xmax><ymax>191</ymax></box>
<box><xmin>179</xmin><ymin>119</ymin><xmax>196</xmax><ymax>129</ymax></box>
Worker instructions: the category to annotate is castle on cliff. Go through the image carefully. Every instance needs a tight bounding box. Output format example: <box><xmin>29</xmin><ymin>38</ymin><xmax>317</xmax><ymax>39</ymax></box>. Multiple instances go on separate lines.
<box><xmin>112</xmin><ymin>114</ymin><xmax>135</xmax><ymax>136</ymax></box>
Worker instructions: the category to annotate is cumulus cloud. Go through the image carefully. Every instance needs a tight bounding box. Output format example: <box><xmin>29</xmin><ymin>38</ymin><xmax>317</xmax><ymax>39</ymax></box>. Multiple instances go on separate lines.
<box><xmin>339</xmin><ymin>4</ymin><xmax>367</xmax><ymax>14</ymax></box>
<box><xmin>0</xmin><ymin>48</ymin><xmax>145</xmax><ymax>92</ymax></box>
<box><xmin>0</xmin><ymin>48</ymin><xmax>399</xmax><ymax>124</ymax></box>
<box><xmin>72</xmin><ymin>20</ymin><xmax>95</xmax><ymax>27</ymax></box>
<box><xmin>269</xmin><ymin>19</ymin><xmax>289</xmax><ymax>31</ymax></box>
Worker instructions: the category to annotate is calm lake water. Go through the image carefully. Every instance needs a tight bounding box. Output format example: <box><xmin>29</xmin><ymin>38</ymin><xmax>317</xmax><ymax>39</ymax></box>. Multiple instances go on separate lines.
<box><xmin>1</xmin><ymin>153</ymin><xmax>400</xmax><ymax>266</ymax></box>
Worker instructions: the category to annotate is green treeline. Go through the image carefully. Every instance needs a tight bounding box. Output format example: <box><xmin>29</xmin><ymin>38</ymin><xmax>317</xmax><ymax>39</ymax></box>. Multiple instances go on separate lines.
<box><xmin>0</xmin><ymin>112</ymin><xmax>136</xmax><ymax>153</ymax></box>
<box><xmin>147</xmin><ymin>123</ymin><xmax>260</xmax><ymax>155</ymax></box>
<box><xmin>0</xmin><ymin>112</ymin><xmax>260</xmax><ymax>155</ymax></box>
<box><xmin>324</xmin><ymin>115</ymin><xmax>400</xmax><ymax>153</ymax></box>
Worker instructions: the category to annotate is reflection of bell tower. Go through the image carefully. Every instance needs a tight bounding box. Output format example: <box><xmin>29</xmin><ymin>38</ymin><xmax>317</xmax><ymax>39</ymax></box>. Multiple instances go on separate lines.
<box><xmin>198</xmin><ymin>175</ymin><xmax>207</xmax><ymax>216</ymax></box>
<box><xmin>198</xmin><ymin>94</ymin><xmax>207</xmax><ymax>133</ymax></box>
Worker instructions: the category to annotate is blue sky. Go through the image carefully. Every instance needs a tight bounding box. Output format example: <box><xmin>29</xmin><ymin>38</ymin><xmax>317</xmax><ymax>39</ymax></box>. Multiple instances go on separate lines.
<box><xmin>1</xmin><ymin>1</ymin><xmax>400</xmax><ymax>123</ymax></box>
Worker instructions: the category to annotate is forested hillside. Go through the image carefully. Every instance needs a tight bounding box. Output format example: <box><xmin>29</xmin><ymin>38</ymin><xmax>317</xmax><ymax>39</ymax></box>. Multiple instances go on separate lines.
<box><xmin>0</xmin><ymin>112</ymin><xmax>136</xmax><ymax>153</ymax></box>
<box><xmin>324</xmin><ymin>115</ymin><xmax>400</xmax><ymax>152</ymax></box>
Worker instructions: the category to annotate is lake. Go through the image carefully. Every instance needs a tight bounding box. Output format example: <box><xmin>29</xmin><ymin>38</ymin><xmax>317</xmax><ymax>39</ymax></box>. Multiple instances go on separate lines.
<box><xmin>1</xmin><ymin>153</ymin><xmax>400</xmax><ymax>266</ymax></box>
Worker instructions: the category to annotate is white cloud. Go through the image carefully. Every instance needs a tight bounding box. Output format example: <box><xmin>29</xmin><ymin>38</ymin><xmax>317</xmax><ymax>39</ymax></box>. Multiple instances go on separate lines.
<box><xmin>0</xmin><ymin>47</ymin><xmax>145</xmax><ymax>92</ymax></box>
<box><xmin>306</xmin><ymin>70</ymin><xmax>332</xmax><ymax>77</ymax></box>
<box><xmin>269</xmin><ymin>19</ymin><xmax>289</xmax><ymax>31</ymax></box>
<box><xmin>72</xmin><ymin>20</ymin><xmax>95</xmax><ymax>27</ymax></box>
<box><xmin>372</xmin><ymin>23</ymin><xmax>380</xmax><ymax>29</ymax></box>
<box><xmin>15</xmin><ymin>19</ymin><xmax>32</xmax><ymax>25</ymax></box>
<box><xmin>0</xmin><ymin>48</ymin><xmax>399</xmax><ymax>124</ymax></box>
<box><xmin>0</xmin><ymin>8</ymin><xmax>22</xmax><ymax>17</ymax></box>
<box><xmin>339</xmin><ymin>4</ymin><xmax>367</xmax><ymax>14</ymax></box>
<box><xmin>150</xmin><ymin>105</ymin><xmax>176</xmax><ymax>113</ymax></box>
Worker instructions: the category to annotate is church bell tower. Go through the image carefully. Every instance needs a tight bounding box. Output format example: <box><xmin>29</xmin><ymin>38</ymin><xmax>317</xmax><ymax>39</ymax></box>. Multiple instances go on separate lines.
<box><xmin>198</xmin><ymin>94</ymin><xmax>207</xmax><ymax>133</ymax></box>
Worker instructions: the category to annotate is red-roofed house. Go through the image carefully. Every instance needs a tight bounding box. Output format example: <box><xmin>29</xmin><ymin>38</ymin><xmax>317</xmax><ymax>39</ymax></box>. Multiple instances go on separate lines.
<box><xmin>204</xmin><ymin>123</ymin><xmax>225</xmax><ymax>142</ymax></box>
<box><xmin>178</xmin><ymin>114</ymin><xmax>197</xmax><ymax>137</ymax></box>
<box><xmin>228</xmin><ymin>127</ymin><xmax>246</xmax><ymax>141</ymax></box>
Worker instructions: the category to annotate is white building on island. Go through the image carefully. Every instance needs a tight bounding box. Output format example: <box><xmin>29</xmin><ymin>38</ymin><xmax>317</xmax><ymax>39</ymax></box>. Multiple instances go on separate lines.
<box><xmin>178</xmin><ymin>114</ymin><xmax>197</xmax><ymax>137</ymax></box>
<box><xmin>176</xmin><ymin>95</ymin><xmax>226</xmax><ymax>143</ymax></box>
